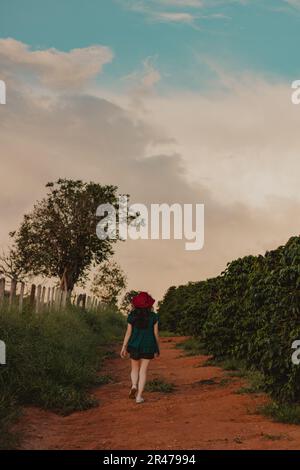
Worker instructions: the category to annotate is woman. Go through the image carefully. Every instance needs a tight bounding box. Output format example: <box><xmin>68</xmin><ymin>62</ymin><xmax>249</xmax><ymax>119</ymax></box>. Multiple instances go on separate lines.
<box><xmin>120</xmin><ymin>292</ymin><xmax>160</xmax><ymax>404</ymax></box>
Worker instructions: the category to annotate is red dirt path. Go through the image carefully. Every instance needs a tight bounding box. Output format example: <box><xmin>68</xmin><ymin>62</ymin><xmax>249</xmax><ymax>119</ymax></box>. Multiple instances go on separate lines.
<box><xmin>17</xmin><ymin>337</ymin><xmax>300</xmax><ymax>450</ymax></box>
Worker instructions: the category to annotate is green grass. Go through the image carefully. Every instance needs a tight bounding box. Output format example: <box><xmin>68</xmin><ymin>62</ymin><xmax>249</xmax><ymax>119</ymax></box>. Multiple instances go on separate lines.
<box><xmin>94</xmin><ymin>375</ymin><xmax>114</xmax><ymax>386</ymax></box>
<box><xmin>201</xmin><ymin>357</ymin><xmax>221</xmax><ymax>367</ymax></box>
<box><xmin>145</xmin><ymin>378</ymin><xmax>175</xmax><ymax>393</ymax></box>
<box><xmin>221</xmin><ymin>358</ymin><xmax>246</xmax><ymax>372</ymax></box>
<box><xmin>201</xmin><ymin>356</ymin><xmax>265</xmax><ymax>395</ymax></box>
<box><xmin>236</xmin><ymin>370</ymin><xmax>265</xmax><ymax>395</ymax></box>
<box><xmin>175</xmin><ymin>337</ymin><xmax>206</xmax><ymax>356</ymax></box>
<box><xmin>102</xmin><ymin>350</ymin><xmax>118</xmax><ymax>359</ymax></box>
<box><xmin>0</xmin><ymin>303</ymin><xmax>125</xmax><ymax>449</ymax></box>
<box><xmin>160</xmin><ymin>330</ymin><xmax>181</xmax><ymax>338</ymax></box>
<box><xmin>259</xmin><ymin>402</ymin><xmax>300</xmax><ymax>425</ymax></box>
<box><xmin>202</xmin><ymin>357</ymin><xmax>248</xmax><ymax>376</ymax></box>
<box><xmin>0</xmin><ymin>393</ymin><xmax>20</xmax><ymax>450</ymax></box>
<box><xmin>219</xmin><ymin>377</ymin><xmax>233</xmax><ymax>387</ymax></box>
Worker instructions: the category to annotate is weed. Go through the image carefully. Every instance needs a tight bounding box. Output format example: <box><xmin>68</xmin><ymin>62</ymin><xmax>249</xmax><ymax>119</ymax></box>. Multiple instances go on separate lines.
<box><xmin>145</xmin><ymin>378</ymin><xmax>175</xmax><ymax>393</ymax></box>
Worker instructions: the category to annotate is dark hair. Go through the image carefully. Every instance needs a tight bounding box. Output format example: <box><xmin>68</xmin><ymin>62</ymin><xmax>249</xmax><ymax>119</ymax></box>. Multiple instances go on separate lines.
<box><xmin>131</xmin><ymin>308</ymin><xmax>151</xmax><ymax>329</ymax></box>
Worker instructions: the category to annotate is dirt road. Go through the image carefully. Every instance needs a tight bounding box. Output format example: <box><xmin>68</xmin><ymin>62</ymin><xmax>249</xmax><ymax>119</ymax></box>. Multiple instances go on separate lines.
<box><xmin>17</xmin><ymin>337</ymin><xmax>300</xmax><ymax>450</ymax></box>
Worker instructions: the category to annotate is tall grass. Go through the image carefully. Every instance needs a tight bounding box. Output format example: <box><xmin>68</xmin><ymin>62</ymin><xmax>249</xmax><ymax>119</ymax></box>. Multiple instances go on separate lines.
<box><xmin>0</xmin><ymin>303</ymin><xmax>125</xmax><ymax>449</ymax></box>
<box><xmin>175</xmin><ymin>337</ymin><xmax>206</xmax><ymax>356</ymax></box>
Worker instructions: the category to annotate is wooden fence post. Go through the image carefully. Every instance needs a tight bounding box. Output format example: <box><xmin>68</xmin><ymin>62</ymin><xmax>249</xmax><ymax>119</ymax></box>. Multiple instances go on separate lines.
<box><xmin>55</xmin><ymin>288</ymin><xmax>62</xmax><ymax>310</ymax></box>
<box><xmin>41</xmin><ymin>286</ymin><xmax>46</xmax><ymax>312</ymax></box>
<box><xmin>9</xmin><ymin>279</ymin><xmax>17</xmax><ymax>311</ymax></box>
<box><xmin>29</xmin><ymin>284</ymin><xmax>36</xmax><ymax>309</ymax></box>
<box><xmin>50</xmin><ymin>287</ymin><xmax>55</xmax><ymax>310</ymax></box>
<box><xmin>19</xmin><ymin>282</ymin><xmax>25</xmax><ymax>313</ymax></box>
<box><xmin>0</xmin><ymin>278</ymin><xmax>5</xmax><ymax>306</ymax></box>
<box><xmin>35</xmin><ymin>285</ymin><xmax>42</xmax><ymax>314</ymax></box>
<box><xmin>46</xmin><ymin>287</ymin><xmax>51</xmax><ymax>310</ymax></box>
<box><xmin>61</xmin><ymin>290</ymin><xmax>67</xmax><ymax>309</ymax></box>
<box><xmin>82</xmin><ymin>294</ymin><xmax>86</xmax><ymax>310</ymax></box>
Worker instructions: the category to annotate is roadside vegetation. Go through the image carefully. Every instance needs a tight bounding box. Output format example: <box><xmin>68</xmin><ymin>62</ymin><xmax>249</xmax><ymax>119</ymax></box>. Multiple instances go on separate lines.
<box><xmin>146</xmin><ymin>378</ymin><xmax>175</xmax><ymax>394</ymax></box>
<box><xmin>0</xmin><ymin>303</ymin><xmax>125</xmax><ymax>449</ymax></box>
<box><xmin>159</xmin><ymin>236</ymin><xmax>300</xmax><ymax>423</ymax></box>
<box><xmin>0</xmin><ymin>178</ymin><xmax>133</xmax><ymax>449</ymax></box>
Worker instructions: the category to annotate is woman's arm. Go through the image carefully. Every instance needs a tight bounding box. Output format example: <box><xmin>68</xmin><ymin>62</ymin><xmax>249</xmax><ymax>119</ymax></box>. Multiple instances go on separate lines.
<box><xmin>154</xmin><ymin>321</ymin><xmax>160</xmax><ymax>356</ymax></box>
<box><xmin>120</xmin><ymin>324</ymin><xmax>132</xmax><ymax>358</ymax></box>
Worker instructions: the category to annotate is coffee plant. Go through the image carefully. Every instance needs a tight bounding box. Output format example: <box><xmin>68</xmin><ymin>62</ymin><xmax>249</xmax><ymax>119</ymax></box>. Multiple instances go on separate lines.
<box><xmin>158</xmin><ymin>236</ymin><xmax>300</xmax><ymax>402</ymax></box>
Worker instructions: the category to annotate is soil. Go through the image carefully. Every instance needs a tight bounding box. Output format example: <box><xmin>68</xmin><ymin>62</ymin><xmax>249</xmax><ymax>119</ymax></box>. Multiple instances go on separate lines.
<box><xmin>16</xmin><ymin>337</ymin><xmax>300</xmax><ymax>450</ymax></box>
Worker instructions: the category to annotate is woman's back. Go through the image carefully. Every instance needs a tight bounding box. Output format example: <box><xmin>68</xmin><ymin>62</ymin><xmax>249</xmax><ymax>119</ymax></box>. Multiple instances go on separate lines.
<box><xmin>127</xmin><ymin>309</ymin><xmax>159</xmax><ymax>356</ymax></box>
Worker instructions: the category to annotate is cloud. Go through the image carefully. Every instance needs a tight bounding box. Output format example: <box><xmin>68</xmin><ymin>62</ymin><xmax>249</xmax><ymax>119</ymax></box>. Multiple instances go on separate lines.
<box><xmin>1</xmin><ymin>40</ymin><xmax>300</xmax><ymax>300</ymax></box>
<box><xmin>0</xmin><ymin>38</ymin><xmax>113</xmax><ymax>90</ymax></box>
<box><xmin>122</xmin><ymin>56</ymin><xmax>161</xmax><ymax>110</ymax></box>
<box><xmin>143</xmin><ymin>78</ymin><xmax>300</xmax><ymax>207</ymax></box>
<box><xmin>154</xmin><ymin>0</ymin><xmax>203</xmax><ymax>6</ymax></box>
<box><xmin>284</xmin><ymin>0</ymin><xmax>300</xmax><ymax>7</ymax></box>
<box><xmin>152</xmin><ymin>11</ymin><xmax>195</xmax><ymax>22</ymax></box>
<box><xmin>124</xmin><ymin>56</ymin><xmax>161</xmax><ymax>90</ymax></box>
<box><xmin>120</xmin><ymin>0</ymin><xmax>199</xmax><ymax>24</ymax></box>
<box><xmin>120</xmin><ymin>0</ymin><xmax>233</xmax><ymax>24</ymax></box>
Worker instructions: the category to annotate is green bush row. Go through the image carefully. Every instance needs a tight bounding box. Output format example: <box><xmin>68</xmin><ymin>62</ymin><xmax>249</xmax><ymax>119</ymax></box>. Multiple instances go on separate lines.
<box><xmin>158</xmin><ymin>236</ymin><xmax>300</xmax><ymax>402</ymax></box>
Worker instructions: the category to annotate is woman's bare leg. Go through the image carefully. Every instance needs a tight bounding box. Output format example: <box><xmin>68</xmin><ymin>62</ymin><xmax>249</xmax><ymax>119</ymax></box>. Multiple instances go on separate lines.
<box><xmin>130</xmin><ymin>359</ymin><xmax>140</xmax><ymax>388</ymax></box>
<box><xmin>137</xmin><ymin>359</ymin><xmax>150</xmax><ymax>400</ymax></box>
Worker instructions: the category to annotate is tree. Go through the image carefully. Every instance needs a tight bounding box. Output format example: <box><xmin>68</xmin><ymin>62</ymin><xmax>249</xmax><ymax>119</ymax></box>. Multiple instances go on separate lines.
<box><xmin>120</xmin><ymin>289</ymin><xmax>139</xmax><ymax>314</ymax></box>
<box><xmin>91</xmin><ymin>260</ymin><xmax>127</xmax><ymax>306</ymax></box>
<box><xmin>0</xmin><ymin>246</ymin><xmax>28</xmax><ymax>282</ymax></box>
<box><xmin>11</xmin><ymin>179</ymin><xmax>124</xmax><ymax>292</ymax></box>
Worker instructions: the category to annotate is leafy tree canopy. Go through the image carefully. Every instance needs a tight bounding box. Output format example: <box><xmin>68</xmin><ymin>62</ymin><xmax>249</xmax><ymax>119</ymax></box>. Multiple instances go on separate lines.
<box><xmin>11</xmin><ymin>179</ymin><xmax>123</xmax><ymax>291</ymax></box>
<box><xmin>91</xmin><ymin>260</ymin><xmax>127</xmax><ymax>306</ymax></box>
<box><xmin>120</xmin><ymin>289</ymin><xmax>140</xmax><ymax>314</ymax></box>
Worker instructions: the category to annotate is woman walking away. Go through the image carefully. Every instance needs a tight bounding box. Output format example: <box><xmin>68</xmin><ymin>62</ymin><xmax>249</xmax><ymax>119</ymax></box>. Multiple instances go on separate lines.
<box><xmin>120</xmin><ymin>292</ymin><xmax>160</xmax><ymax>404</ymax></box>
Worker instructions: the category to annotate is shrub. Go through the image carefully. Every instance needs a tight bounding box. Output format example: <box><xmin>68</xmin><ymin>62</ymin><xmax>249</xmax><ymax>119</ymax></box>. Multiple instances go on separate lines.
<box><xmin>158</xmin><ymin>236</ymin><xmax>300</xmax><ymax>403</ymax></box>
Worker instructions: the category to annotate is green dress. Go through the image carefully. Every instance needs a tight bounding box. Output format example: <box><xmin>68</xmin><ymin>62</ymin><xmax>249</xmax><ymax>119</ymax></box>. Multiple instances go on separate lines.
<box><xmin>127</xmin><ymin>311</ymin><xmax>159</xmax><ymax>356</ymax></box>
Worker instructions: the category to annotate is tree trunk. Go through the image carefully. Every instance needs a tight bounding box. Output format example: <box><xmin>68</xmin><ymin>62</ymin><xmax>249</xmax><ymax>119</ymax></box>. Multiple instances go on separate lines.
<box><xmin>60</xmin><ymin>267</ymin><xmax>75</xmax><ymax>293</ymax></box>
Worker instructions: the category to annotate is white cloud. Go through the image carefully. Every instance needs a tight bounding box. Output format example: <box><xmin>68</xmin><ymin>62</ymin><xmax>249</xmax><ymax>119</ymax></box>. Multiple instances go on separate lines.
<box><xmin>155</xmin><ymin>0</ymin><xmax>203</xmax><ymax>6</ymax></box>
<box><xmin>122</xmin><ymin>56</ymin><xmax>162</xmax><ymax>110</ymax></box>
<box><xmin>153</xmin><ymin>11</ymin><xmax>195</xmax><ymax>22</ymax></box>
<box><xmin>120</xmin><ymin>0</ymin><xmax>199</xmax><ymax>24</ymax></box>
<box><xmin>141</xmin><ymin>74</ymin><xmax>300</xmax><ymax>209</ymax></box>
<box><xmin>0</xmin><ymin>38</ymin><xmax>113</xmax><ymax>90</ymax></box>
<box><xmin>120</xmin><ymin>0</ymin><xmax>234</xmax><ymax>24</ymax></box>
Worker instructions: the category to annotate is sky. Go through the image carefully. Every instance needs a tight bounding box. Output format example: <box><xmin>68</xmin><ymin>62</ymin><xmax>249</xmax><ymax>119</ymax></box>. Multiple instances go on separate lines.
<box><xmin>1</xmin><ymin>0</ymin><xmax>300</xmax><ymax>300</ymax></box>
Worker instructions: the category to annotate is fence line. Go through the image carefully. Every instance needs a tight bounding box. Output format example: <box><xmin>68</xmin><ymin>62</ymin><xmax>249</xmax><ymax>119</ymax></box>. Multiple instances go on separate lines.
<box><xmin>0</xmin><ymin>277</ymin><xmax>99</xmax><ymax>314</ymax></box>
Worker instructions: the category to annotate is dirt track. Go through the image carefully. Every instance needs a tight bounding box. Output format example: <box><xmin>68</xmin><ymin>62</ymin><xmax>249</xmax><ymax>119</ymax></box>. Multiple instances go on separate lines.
<box><xmin>17</xmin><ymin>337</ymin><xmax>300</xmax><ymax>450</ymax></box>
